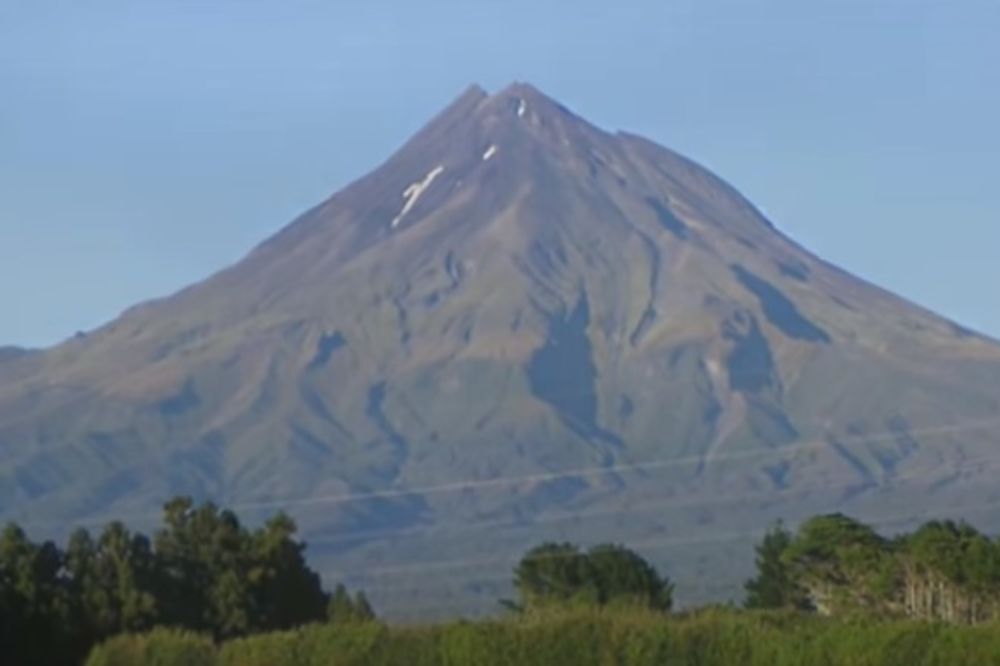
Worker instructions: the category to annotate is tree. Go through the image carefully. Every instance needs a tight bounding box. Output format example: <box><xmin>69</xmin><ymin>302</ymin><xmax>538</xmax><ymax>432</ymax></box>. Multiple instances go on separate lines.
<box><xmin>783</xmin><ymin>514</ymin><xmax>900</xmax><ymax>617</ymax></box>
<box><xmin>327</xmin><ymin>584</ymin><xmax>376</xmax><ymax>624</ymax></box>
<box><xmin>586</xmin><ymin>544</ymin><xmax>673</xmax><ymax>611</ymax></box>
<box><xmin>901</xmin><ymin>520</ymin><xmax>1000</xmax><ymax>623</ymax></box>
<box><xmin>0</xmin><ymin>498</ymin><xmax>350</xmax><ymax>663</ymax></box>
<box><xmin>153</xmin><ymin>497</ymin><xmax>209</xmax><ymax>630</ymax></box>
<box><xmin>353</xmin><ymin>591</ymin><xmax>375</xmax><ymax>621</ymax></box>
<box><xmin>249</xmin><ymin>512</ymin><xmax>329</xmax><ymax>630</ymax></box>
<box><xmin>512</xmin><ymin>542</ymin><xmax>673</xmax><ymax>612</ymax></box>
<box><xmin>744</xmin><ymin>522</ymin><xmax>806</xmax><ymax>610</ymax></box>
<box><xmin>154</xmin><ymin>498</ymin><xmax>328</xmax><ymax>638</ymax></box>
<box><xmin>65</xmin><ymin>523</ymin><xmax>159</xmax><ymax>643</ymax></box>
<box><xmin>513</xmin><ymin>543</ymin><xmax>594</xmax><ymax>610</ymax></box>
<box><xmin>155</xmin><ymin>498</ymin><xmax>258</xmax><ymax>637</ymax></box>
<box><xmin>0</xmin><ymin>524</ymin><xmax>76</xmax><ymax>665</ymax></box>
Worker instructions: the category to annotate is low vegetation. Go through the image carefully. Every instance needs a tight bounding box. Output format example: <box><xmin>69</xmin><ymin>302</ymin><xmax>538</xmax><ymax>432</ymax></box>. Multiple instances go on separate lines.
<box><xmin>84</xmin><ymin>609</ymin><xmax>1000</xmax><ymax>666</ymax></box>
<box><xmin>7</xmin><ymin>499</ymin><xmax>1000</xmax><ymax>664</ymax></box>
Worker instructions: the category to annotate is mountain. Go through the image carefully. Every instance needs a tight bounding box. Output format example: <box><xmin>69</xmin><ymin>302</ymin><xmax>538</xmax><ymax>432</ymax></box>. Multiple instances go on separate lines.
<box><xmin>3</xmin><ymin>83</ymin><xmax>1000</xmax><ymax>617</ymax></box>
<box><xmin>0</xmin><ymin>346</ymin><xmax>31</xmax><ymax>362</ymax></box>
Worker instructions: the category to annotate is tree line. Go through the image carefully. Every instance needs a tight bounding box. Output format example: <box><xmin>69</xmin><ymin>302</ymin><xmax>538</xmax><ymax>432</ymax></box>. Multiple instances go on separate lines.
<box><xmin>7</xmin><ymin>499</ymin><xmax>1000</xmax><ymax>664</ymax></box>
<box><xmin>512</xmin><ymin>516</ymin><xmax>1000</xmax><ymax>625</ymax></box>
<box><xmin>744</xmin><ymin>513</ymin><xmax>1000</xmax><ymax>623</ymax></box>
<box><xmin>0</xmin><ymin>498</ymin><xmax>371</xmax><ymax>666</ymax></box>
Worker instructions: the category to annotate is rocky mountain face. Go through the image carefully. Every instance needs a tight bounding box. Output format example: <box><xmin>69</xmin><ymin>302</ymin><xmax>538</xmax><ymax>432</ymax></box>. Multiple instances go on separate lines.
<box><xmin>2</xmin><ymin>83</ymin><xmax>1000</xmax><ymax>617</ymax></box>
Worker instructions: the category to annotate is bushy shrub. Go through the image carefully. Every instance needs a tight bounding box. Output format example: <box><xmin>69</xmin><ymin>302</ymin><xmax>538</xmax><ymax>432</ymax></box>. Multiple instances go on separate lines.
<box><xmin>84</xmin><ymin>629</ymin><xmax>215</xmax><ymax>666</ymax></box>
<box><xmin>86</xmin><ymin>608</ymin><xmax>1000</xmax><ymax>666</ymax></box>
<box><xmin>216</xmin><ymin>619</ymin><xmax>387</xmax><ymax>666</ymax></box>
<box><xmin>216</xmin><ymin>628</ymin><xmax>298</xmax><ymax>666</ymax></box>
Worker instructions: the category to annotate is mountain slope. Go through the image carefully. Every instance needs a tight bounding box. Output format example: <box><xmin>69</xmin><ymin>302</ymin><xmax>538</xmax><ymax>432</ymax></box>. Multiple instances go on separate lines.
<box><xmin>3</xmin><ymin>83</ymin><xmax>1000</xmax><ymax>616</ymax></box>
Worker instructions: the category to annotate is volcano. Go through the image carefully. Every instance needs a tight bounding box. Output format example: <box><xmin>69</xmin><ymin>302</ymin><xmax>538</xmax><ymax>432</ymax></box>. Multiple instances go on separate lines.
<box><xmin>3</xmin><ymin>83</ymin><xmax>1000</xmax><ymax>616</ymax></box>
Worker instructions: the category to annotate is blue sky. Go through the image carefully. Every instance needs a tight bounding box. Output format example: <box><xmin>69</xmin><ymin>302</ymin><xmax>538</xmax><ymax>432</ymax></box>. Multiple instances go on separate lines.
<box><xmin>2</xmin><ymin>0</ymin><xmax>998</xmax><ymax>346</ymax></box>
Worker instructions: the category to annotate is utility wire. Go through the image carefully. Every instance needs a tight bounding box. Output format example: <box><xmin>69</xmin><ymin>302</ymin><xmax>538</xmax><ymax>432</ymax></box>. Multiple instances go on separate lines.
<box><xmin>11</xmin><ymin>415</ymin><xmax>999</xmax><ymax>532</ymax></box>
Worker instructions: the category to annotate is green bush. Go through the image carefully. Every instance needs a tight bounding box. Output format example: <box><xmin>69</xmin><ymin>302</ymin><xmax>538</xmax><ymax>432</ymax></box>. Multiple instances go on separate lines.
<box><xmin>84</xmin><ymin>628</ymin><xmax>215</xmax><ymax>666</ymax></box>
<box><xmin>86</xmin><ymin>609</ymin><xmax>1000</xmax><ymax>666</ymax></box>
<box><xmin>216</xmin><ymin>620</ymin><xmax>388</xmax><ymax>666</ymax></box>
<box><xmin>217</xmin><ymin>628</ymin><xmax>298</xmax><ymax>666</ymax></box>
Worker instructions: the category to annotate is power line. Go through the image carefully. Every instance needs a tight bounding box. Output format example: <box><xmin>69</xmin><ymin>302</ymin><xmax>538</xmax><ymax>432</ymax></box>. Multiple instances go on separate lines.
<box><xmin>229</xmin><ymin>415</ymin><xmax>1000</xmax><ymax>512</ymax></box>
<box><xmin>325</xmin><ymin>495</ymin><xmax>1000</xmax><ymax>588</ymax></box>
<box><xmin>303</xmin><ymin>446</ymin><xmax>1000</xmax><ymax>548</ymax></box>
<box><xmin>11</xmin><ymin>414</ymin><xmax>1000</xmax><ymax>532</ymax></box>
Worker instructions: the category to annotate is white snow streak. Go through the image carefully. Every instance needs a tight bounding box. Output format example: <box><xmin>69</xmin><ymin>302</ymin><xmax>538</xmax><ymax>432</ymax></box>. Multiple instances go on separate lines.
<box><xmin>517</xmin><ymin>99</ymin><xmax>527</xmax><ymax>117</ymax></box>
<box><xmin>390</xmin><ymin>165</ymin><xmax>445</xmax><ymax>229</ymax></box>
<box><xmin>482</xmin><ymin>144</ymin><xmax>497</xmax><ymax>161</ymax></box>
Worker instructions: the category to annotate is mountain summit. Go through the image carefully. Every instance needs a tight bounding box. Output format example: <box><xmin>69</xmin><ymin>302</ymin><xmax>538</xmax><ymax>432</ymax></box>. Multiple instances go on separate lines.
<box><xmin>3</xmin><ymin>83</ymin><xmax>1000</xmax><ymax>615</ymax></box>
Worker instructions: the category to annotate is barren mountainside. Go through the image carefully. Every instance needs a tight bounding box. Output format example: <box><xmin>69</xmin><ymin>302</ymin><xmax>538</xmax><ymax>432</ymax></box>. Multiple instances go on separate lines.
<box><xmin>2</xmin><ymin>83</ymin><xmax>1000</xmax><ymax>616</ymax></box>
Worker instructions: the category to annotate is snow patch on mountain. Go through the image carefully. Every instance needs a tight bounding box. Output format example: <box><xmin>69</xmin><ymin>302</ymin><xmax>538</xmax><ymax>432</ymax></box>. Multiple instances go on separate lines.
<box><xmin>391</xmin><ymin>165</ymin><xmax>445</xmax><ymax>229</ymax></box>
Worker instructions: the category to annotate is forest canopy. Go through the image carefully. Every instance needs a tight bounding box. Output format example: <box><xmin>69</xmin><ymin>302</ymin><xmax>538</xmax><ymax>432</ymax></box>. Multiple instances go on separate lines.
<box><xmin>745</xmin><ymin>514</ymin><xmax>1000</xmax><ymax>624</ymax></box>
<box><xmin>0</xmin><ymin>497</ymin><xmax>370</xmax><ymax>666</ymax></box>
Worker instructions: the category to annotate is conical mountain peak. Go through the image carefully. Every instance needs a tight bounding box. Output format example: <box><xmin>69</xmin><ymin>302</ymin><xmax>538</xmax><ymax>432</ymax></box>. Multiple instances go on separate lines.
<box><xmin>492</xmin><ymin>81</ymin><xmax>568</xmax><ymax>115</ymax></box>
<box><xmin>439</xmin><ymin>81</ymin><xmax>573</xmax><ymax>119</ymax></box>
<box><xmin>3</xmin><ymin>85</ymin><xmax>1000</xmax><ymax>619</ymax></box>
<box><xmin>410</xmin><ymin>81</ymin><xmax>591</xmax><ymax>150</ymax></box>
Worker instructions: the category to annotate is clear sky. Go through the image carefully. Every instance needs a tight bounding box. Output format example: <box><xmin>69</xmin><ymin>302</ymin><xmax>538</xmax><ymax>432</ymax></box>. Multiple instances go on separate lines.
<box><xmin>2</xmin><ymin>0</ymin><xmax>997</xmax><ymax>347</ymax></box>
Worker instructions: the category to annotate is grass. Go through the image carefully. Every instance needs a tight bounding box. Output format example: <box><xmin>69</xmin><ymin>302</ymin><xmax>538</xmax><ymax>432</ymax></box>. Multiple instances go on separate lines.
<box><xmin>86</xmin><ymin>607</ymin><xmax>1000</xmax><ymax>666</ymax></box>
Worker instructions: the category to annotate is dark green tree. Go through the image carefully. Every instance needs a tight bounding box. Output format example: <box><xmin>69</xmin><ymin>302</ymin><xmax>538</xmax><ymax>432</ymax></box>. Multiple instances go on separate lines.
<box><xmin>153</xmin><ymin>497</ymin><xmax>209</xmax><ymax>630</ymax></box>
<box><xmin>744</xmin><ymin>522</ymin><xmax>806</xmax><ymax>609</ymax></box>
<box><xmin>154</xmin><ymin>498</ymin><xmax>328</xmax><ymax>638</ymax></box>
<box><xmin>155</xmin><ymin>498</ymin><xmax>260</xmax><ymax>637</ymax></box>
<box><xmin>250</xmin><ymin>512</ymin><xmax>328</xmax><ymax>630</ymax></box>
<box><xmin>586</xmin><ymin>544</ymin><xmax>674</xmax><ymax>611</ymax></box>
<box><xmin>513</xmin><ymin>542</ymin><xmax>672</xmax><ymax>612</ymax></box>
<box><xmin>0</xmin><ymin>498</ymin><xmax>352</xmax><ymax>663</ymax></box>
<box><xmin>65</xmin><ymin>523</ymin><xmax>159</xmax><ymax>642</ymax></box>
<box><xmin>0</xmin><ymin>524</ymin><xmax>76</xmax><ymax>665</ymax></box>
<box><xmin>513</xmin><ymin>542</ymin><xmax>594</xmax><ymax>609</ymax></box>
